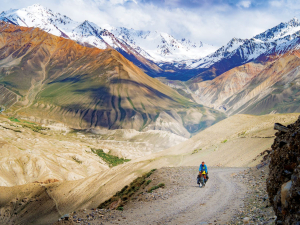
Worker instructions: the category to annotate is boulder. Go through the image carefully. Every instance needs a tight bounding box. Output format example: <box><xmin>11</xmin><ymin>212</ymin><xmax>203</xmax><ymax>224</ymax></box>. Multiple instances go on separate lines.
<box><xmin>267</xmin><ymin>116</ymin><xmax>300</xmax><ymax>224</ymax></box>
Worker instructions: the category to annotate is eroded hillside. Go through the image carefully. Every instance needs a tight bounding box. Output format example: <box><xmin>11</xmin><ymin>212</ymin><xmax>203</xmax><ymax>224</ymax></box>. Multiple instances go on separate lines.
<box><xmin>0</xmin><ymin>113</ymin><xmax>298</xmax><ymax>225</ymax></box>
<box><xmin>0</xmin><ymin>21</ymin><xmax>225</xmax><ymax>136</ymax></box>
<box><xmin>0</xmin><ymin>114</ymin><xmax>192</xmax><ymax>187</ymax></box>
<box><xmin>188</xmin><ymin>51</ymin><xmax>300</xmax><ymax>116</ymax></box>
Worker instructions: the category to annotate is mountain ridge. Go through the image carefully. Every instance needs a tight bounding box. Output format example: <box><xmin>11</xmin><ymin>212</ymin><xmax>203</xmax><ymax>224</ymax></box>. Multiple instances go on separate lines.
<box><xmin>182</xmin><ymin>17</ymin><xmax>300</xmax><ymax>81</ymax></box>
<box><xmin>3</xmin><ymin>4</ymin><xmax>300</xmax><ymax>81</ymax></box>
<box><xmin>0</xmin><ymin>21</ymin><xmax>225</xmax><ymax>136</ymax></box>
<box><xmin>0</xmin><ymin>4</ymin><xmax>216</xmax><ymax>76</ymax></box>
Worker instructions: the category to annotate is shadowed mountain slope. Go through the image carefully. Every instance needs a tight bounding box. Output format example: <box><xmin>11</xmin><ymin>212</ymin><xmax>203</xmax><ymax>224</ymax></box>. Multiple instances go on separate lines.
<box><xmin>0</xmin><ymin>22</ymin><xmax>224</xmax><ymax>136</ymax></box>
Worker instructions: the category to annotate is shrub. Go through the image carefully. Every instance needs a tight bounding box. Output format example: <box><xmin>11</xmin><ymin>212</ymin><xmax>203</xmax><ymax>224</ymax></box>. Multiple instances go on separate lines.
<box><xmin>22</xmin><ymin>124</ymin><xmax>48</xmax><ymax>133</ymax></box>
<box><xmin>98</xmin><ymin>168</ymin><xmax>157</xmax><ymax>209</ymax></box>
<box><xmin>72</xmin><ymin>156</ymin><xmax>82</xmax><ymax>164</ymax></box>
<box><xmin>192</xmin><ymin>148</ymin><xmax>202</xmax><ymax>154</ymax></box>
<box><xmin>147</xmin><ymin>186</ymin><xmax>158</xmax><ymax>193</ymax></box>
<box><xmin>91</xmin><ymin>148</ymin><xmax>130</xmax><ymax>167</ymax></box>
<box><xmin>158</xmin><ymin>183</ymin><xmax>165</xmax><ymax>188</ymax></box>
<box><xmin>9</xmin><ymin>117</ymin><xmax>20</xmax><ymax>122</ymax></box>
<box><xmin>148</xmin><ymin>183</ymin><xmax>165</xmax><ymax>193</ymax></box>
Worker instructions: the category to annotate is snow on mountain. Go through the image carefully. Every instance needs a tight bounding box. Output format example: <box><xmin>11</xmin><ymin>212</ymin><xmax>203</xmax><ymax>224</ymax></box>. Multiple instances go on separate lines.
<box><xmin>183</xmin><ymin>38</ymin><xmax>246</xmax><ymax>69</ymax></box>
<box><xmin>185</xmin><ymin>18</ymin><xmax>300</xmax><ymax>70</ymax></box>
<box><xmin>0</xmin><ymin>4</ymin><xmax>112</xmax><ymax>49</ymax></box>
<box><xmin>0</xmin><ymin>4</ymin><xmax>217</xmax><ymax>64</ymax></box>
<box><xmin>0</xmin><ymin>4</ymin><xmax>77</xmax><ymax>37</ymax></box>
<box><xmin>2</xmin><ymin>4</ymin><xmax>299</xmax><ymax>75</ymax></box>
<box><xmin>254</xmin><ymin>17</ymin><xmax>300</xmax><ymax>41</ymax></box>
<box><xmin>110</xmin><ymin>27</ymin><xmax>217</xmax><ymax>62</ymax></box>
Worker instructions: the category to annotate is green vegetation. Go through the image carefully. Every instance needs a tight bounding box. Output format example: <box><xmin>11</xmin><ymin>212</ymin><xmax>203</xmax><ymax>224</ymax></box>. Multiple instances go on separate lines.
<box><xmin>9</xmin><ymin>117</ymin><xmax>20</xmax><ymax>122</ymax></box>
<box><xmin>238</xmin><ymin>131</ymin><xmax>247</xmax><ymax>137</ymax></box>
<box><xmin>118</xmin><ymin>94</ymin><xmax>126</xmax><ymax>122</ymax></box>
<box><xmin>221</xmin><ymin>139</ymin><xmax>227</xmax><ymax>143</ymax></box>
<box><xmin>98</xmin><ymin>169</ymin><xmax>157</xmax><ymax>209</ymax></box>
<box><xmin>8</xmin><ymin>117</ymin><xmax>48</xmax><ymax>133</ymax></box>
<box><xmin>91</xmin><ymin>148</ymin><xmax>130</xmax><ymax>167</ymax></box>
<box><xmin>147</xmin><ymin>183</ymin><xmax>165</xmax><ymax>193</ymax></box>
<box><xmin>72</xmin><ymin>156</ymin><xmax>82</xmax><ymax>164</ymax></box>
<box><xmin>146</xmin><ymin>180</ymin><xmax>152</xmax><ymax>185</ymax></box>
<box><xmin>22</xmin><ymin>124</ymin><xmax>48</xmax><ymax>133</ymax></box>
<box><xmin>117</xmin><ymin>207</ymin><xmax>123</xmax><ymax>211</ymax></box>
<box><xmin>192</xmin><ymin>148</ymin><xmax>202</xmax><ymax>154</ymax></box>
<box><xmin>153</xmin><ymin>112</ymin><xmax>160</xmax><ymax>122</ymax></box>
<box><xmin>127</xmin><ymin>97</ymin><xmax>136</xmax><ymax>110</ymax></box>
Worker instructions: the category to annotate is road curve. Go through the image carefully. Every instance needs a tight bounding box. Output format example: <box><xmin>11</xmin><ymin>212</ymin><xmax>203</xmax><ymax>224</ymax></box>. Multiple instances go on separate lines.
<box><xmin>103</xmin><ymin>167</ymin><xmax>248</xmax><ymax>225</ymax></box>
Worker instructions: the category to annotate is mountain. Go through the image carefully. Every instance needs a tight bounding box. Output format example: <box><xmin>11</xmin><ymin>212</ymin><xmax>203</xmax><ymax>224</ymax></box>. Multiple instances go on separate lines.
<box><xmin>183</xmin><ymin>17</ymin><xmax>300</xmax><ymax>81</ymax></box>
<box><xmin>110</xmin><ymin>27</ymin><xmax>217</xmax><ymax>62</ymax></box>
<box><xmin>0</xmin><ymin>4</ymin><xmax>163</xmax><ymax>74</ymax></box>
<box><xmin>0</xmin><ymin>21</ymin><xmax>225</xmax><ymax>137</ymax></box>
<box><xmin>187</xmin><ymin>49</ymin><xmax>300</xmax><ymax>115</ymax></box>
<box><xmin>0</xmin><ymin>4</ymin><xmax>217</xmax><ymax>79</ymax></box>
<box><xmin>3</xmin><ymin>5</ymin><xmax>300</xmax><ymax>82</ymax></box>
<box><xmin>188</xmin><ymin>62</ymin><xmax>266</xmax><ymax>111</ymax></box>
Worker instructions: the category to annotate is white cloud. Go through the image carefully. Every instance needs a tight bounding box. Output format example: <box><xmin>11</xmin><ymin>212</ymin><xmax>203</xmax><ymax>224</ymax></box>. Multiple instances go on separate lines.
<box><xmin>269</xmin><ymin>0</ymin><xmax>283</xmax><ymax>7</ymax></box>
<box><xmin>237</xmin><ymin>1</ymin><xmax>251</xmax><ymax>8</ymax></box>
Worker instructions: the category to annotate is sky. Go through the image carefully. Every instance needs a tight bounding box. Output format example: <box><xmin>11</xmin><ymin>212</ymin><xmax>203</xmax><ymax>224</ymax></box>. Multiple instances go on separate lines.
<box><xmin>1</xmin><ymin>0</ymin><xmax>300</xmax><ymax>47</ymax></box>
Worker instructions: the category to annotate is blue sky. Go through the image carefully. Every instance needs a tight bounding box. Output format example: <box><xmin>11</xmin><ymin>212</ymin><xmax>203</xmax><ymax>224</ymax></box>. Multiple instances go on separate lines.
<box><xmin>1</xmin><ymin>0</ymin><xmax>300</xmax><ymax>46</ymax></box>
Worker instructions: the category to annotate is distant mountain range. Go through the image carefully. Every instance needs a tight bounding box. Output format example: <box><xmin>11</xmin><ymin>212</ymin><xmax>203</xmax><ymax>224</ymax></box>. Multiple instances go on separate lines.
<box><xmin>0</xmin><ymin>4</ymin><xmax>218</xmax><ymax>79</ymax></box>
<box><xmin>182</xmin><ymin>17</ymin><xmax>300</xmax><ymax>81</ymax></box>
<box><xmin>2</xmin><ymin>5</ymin><xmax>300</xmax><ymax>81</ymax></box>
<box><xmin>185</xmin><ymin>17</ymin><xmax>300</xmax><ymax>69</ymax></box>
<box><xmin>1</xmin><ymin>4</ymin><xmax>300</xmax><ymax>118</ymax></box>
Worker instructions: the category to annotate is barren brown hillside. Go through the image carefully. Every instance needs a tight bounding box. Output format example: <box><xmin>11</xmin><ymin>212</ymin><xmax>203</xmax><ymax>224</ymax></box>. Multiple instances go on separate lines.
<box><xmin>0</xmin><ymin>21</ymin><xmax>224</xmax><ymax>136</ymax></box>
<box><xmin>189</xmin><ymin>50</ymin><xmax>300</xmax><ymax>116</ymax></box>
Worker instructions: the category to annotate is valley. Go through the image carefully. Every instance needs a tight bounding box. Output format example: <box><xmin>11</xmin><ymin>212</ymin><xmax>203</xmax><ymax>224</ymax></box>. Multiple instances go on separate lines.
<box><xmin>0</xmin><ymin>21</ymin><xmax>224</xmax><ymax>137</ymax></box>
<box><xmin>0</xmin><ymin>112</ymin><xmax>298</xmax><ymax>224</ymax></box>
<box><xmin>0</xmin><ymin>3</ymin><xmax>300</xmax><ymax>225</ymax></box>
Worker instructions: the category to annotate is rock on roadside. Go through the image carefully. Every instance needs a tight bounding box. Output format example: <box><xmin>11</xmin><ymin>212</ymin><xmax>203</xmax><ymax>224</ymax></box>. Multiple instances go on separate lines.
<box><xmin>267</xmin><ymin>117</ymin><xmax>300</xmax><ymax>224</ymax></box>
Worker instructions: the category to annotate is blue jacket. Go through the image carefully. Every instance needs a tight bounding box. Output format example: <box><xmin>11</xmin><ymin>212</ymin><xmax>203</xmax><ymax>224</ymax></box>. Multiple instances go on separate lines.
<box><xmin>199</xmin><ymin>164</ymin><xmax>208</xmax><ymax>173</ymax></box>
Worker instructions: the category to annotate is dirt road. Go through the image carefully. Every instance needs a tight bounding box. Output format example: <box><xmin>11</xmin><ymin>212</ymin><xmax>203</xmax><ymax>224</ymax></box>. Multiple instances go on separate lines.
<box><xmin>68</xmin><ymin>167</ymin><xmax>248</xmax><ymax>225</ymax></box>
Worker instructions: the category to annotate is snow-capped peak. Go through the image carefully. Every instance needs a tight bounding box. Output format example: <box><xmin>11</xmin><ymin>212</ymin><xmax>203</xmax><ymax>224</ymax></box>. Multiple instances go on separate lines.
<box><xmin>254</xmin><ymin>17</ymin><xmax>300</xmax><ymax>42</ymax></box>
<box><xmin>0</xmin><ymin>4</ymin><xmax>77</xmax><ymax>37</ymax></box>
<box><xmin>288</xmin><ymin>17</ymin><xmax>299</xmax><ymax>26</ymax></box>
<box><xmin>110</xmin><ymin>27</ymin><xmax>218</xmax><ymax>62</ymax></box>
<box><xmin>184</xmin><ymin>17</ymin><xmax>300</xmax><ymax>70</ymax></box>
<box><xmin>0</xmin><ymin>4</ymin><xmax>217</xmax><ymax>64</ymax></box>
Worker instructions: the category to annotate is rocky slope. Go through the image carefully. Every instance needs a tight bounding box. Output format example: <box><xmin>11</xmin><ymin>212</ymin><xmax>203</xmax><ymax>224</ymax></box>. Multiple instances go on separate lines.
<box><xmin>188</xmin><ymin>62</ymin><xmax>266</xmax><ymax>111</ymax></box>
<box><xmin>267</xmin><ymin>116</ymin><xmax>300</xmax><ymax>224</ymax></box>
<box><xmin>230</xmin><ymin>165</ymin><xmax>276</xmax><ymax>225</ymax></box>
<box><xmin>187</xmin><ymin>48</ymin><xmax>300</xmax><ymax>115</ymax></box>
<box><xmin>0</xmin><ymin>114</ymin><xmax>188</xmax><ymax>187</ymax></box>
<box><xmin>0</xmin><ymin>21</ymin><xmax>224</xmax><ymax>136</ymax></box>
